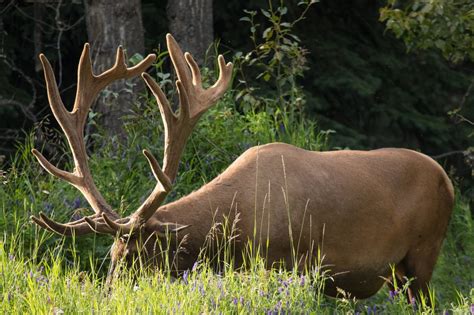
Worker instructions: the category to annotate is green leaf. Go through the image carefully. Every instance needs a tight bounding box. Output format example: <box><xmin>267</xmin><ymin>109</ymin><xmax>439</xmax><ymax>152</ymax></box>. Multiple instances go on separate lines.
<box><xmin>129</xmin><ymin>53</ymin><xmax>144</xmax><ymax>66</ymax></box>
<box><xmin>262</xmin><ymin>27</ymin><xmax>273</xmax><ymax>39</ymax></box>
<box><xmin>261</xmin><ymin>9</ymin><xmax>271</xmax><ymax>18</ymax></box>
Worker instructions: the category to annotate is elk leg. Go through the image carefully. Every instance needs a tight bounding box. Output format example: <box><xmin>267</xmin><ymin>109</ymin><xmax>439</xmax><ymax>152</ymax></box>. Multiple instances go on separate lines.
<box><xmin>402</xmin><ymin>245</ymin><xmax>441</xmax><ymax>307</ymax></box>
<box><xmin>386</xmin><ymin>262</ymin><xmax>408</xmax><ymax>297</ymax></box>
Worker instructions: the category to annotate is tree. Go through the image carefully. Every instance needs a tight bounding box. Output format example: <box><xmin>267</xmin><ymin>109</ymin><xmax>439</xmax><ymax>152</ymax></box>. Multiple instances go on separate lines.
<box><xmin>380</xmin><ymin>0</ymin><xmax>474</xmax><ymax>64</ymax></box>
<box><xmin>167</xmin><ymin>0</ymin><xmax>213</xmax><ymax>65</ymax></box>
<box><xmin>381</xmin><ymin>0</ymin><xmax>473</xmax><ymax>196</ymax></box>
<box><xmin>84</xmin><ymin>0</ymin><xmax>146</xmax><ymax>138</ymax></box>
<box><xmin>380</xmin><ymin>0</ymin><xmax>473</xmax><ymax>138</ymax></box>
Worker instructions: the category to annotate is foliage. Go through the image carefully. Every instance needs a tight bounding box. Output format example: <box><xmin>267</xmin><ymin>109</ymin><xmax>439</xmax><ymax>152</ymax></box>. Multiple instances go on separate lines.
<box><xmin>380</xmin><ymin>0</ymin><xmax>474</xmax><ymax>64</ymax></box>
<box><xmin>380</xmin><ymin>0</ymin><xmax>473</xmax><ymax>196</ymax></box>
<box><xmin>1</xmin><ymin>170</ymin><xmax>473</xmax><ymax>313</ymax></box>
<box><xmin>1</xmin><ymin>1</ymin><xmax>473</xmax><ymax>313</ymax></box>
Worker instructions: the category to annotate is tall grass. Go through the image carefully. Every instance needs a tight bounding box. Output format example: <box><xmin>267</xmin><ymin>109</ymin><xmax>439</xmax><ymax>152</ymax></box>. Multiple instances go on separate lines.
<box><xmin>0</xmin><ymin>99</ymin><xmax>473</xmax><ymax>313</ymax></box>
<box><xmin>1</xmin><ymin>2</ymin><xmax>472</xmax><ymax>311</ymax></box>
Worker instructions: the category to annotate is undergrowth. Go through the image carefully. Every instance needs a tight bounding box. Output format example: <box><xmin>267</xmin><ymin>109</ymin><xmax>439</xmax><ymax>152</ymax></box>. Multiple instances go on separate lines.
<box><xmin>1</xmin><ymin>1</ymin><xmax>473</xmax><ymax>313</ymax></box>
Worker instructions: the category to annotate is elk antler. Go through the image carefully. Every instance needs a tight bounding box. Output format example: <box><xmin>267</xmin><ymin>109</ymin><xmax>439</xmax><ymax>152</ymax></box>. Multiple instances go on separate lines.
<box><xmin>31</xmin><ymin>44</ymin><xmax>156</xmax><ymax>236</ymax></box>
<box><xmin>93</xmin><ymin>34</ymin><xmax>233</xmax><ymax>235</ymax></box>
<box><xmin>32</xmin><ymin>34</ymin><xmax>233</xmax><ymax>237</ymax></box>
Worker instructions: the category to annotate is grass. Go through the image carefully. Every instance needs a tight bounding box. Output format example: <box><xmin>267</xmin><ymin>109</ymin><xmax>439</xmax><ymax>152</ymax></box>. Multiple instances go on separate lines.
<box><xmin>0</xmin><ymin>195</ymin><xmax>473</xmax><ymax>314</ymax></box>
<box><xmin>0</xmin><ymin>99</ymin><xmax>473</xmax><ymax>314</ymax></box>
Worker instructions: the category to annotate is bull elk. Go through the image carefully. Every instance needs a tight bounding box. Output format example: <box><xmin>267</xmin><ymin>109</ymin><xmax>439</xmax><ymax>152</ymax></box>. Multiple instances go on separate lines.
<box><xmin>31</xmin><ymin>34</ymin><xmax>454</xmax><ymax>302</ymax></box>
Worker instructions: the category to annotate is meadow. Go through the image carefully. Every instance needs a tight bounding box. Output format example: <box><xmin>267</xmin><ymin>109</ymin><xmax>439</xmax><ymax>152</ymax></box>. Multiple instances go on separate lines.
<box><xmin>0</xmin><ymin>98</ymin><xmax>473</xmax><ymax>314</ymax></box>
<box><xmin>1</xmin><ymin>3</ymin><xmax>473</xmax><ymax>311</ymax></box>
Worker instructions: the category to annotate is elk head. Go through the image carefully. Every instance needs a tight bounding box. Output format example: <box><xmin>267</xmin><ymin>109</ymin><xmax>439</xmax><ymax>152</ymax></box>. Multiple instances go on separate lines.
<box><xmin>30</xmin><ymin>34</ymin><xmax>233</xmax><ymax>281</ymax></box>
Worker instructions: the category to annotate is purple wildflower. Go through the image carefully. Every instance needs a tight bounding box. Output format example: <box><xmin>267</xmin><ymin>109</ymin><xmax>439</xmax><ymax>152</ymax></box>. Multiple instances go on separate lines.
<box><xmin>44</xmin><ymin>202</ymin><xmax>53</xmax><ymax>214</ymax></box>
<box><xmin>389</xmin><ymin>290</ymin><xmax>398</xmax><ymax>300</ymax></box>
<box><xmin>72</xmin><ymin>197</ymin><xmax>82</xmax><ymax>208</ymax></box>
<box><xmin>71</xmin><ymin>211</ymin><xmax>82</xmax><ymax>221</ymax></box>
<box><xmin>192</xmin><ymin>261</ymin><xmax>198</xmax><ymax>272</ymax></box>
<box><xmin>411</xmin><ymin>297</ymin><xmax>417</xmax><ymax>311</ymax></box>
<box><xmin>367</xmin><ymin>305</ymin><xmax>377</xmax><ymax>314</ymax></box>
<box><xmin>183</xmin><ymin>270</ymin><xmax>189</xmax><ymax>285</ymax></box>
<box><xmin>279</xmin><ymin>123</ymin><xmax>286</xmax><ymax>134</ymax></box>
<box><xmin>470</xmin><ymin>304</ymin><xmax>474</xmax><ymax>315</ymax></box>
<box><xmin>8</xmin><ymin>253</ymin><xmax>14</xmax><ymax>261</ymax></box>
<box><xmin>299</xmin><ymin>275</ymin><xmax>305</xmax><ymax>286</ymax></box>
<box><xmin>275</xmin><ymin>300</ymin><xmax>282</xmax><ymax>310</ymax></box>
<box><xmin>233</xmin><ymin>297</ymin><xmax>238</xmax><ymax>305</ymax></box>
<box><xmin>198</xmin><ymin>283</ymin><xmax>205</xmax><ymax>296</ymax></box>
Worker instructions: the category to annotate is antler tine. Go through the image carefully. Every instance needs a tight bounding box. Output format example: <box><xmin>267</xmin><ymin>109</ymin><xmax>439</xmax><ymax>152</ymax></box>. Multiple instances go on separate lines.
<box><xmin>39</xmin><ymin>54</ymin><xmax>72</xmax><ymax>131</ymax></box>
<box><xmin>31</xmin><ymin>213</ymin><xmax>98</xmax><ymax>236</ymax></box>
<box><xmin>74</xmin><ymin>43</ymin><xmax>157</xmax><ymax>127</ymax></box>
<box><xmin>142</xmin><ymin>149</ymin><xmax>172</xmax><ymax>191</ymax></box>
<box><xmin>205</xmin><ymin>54</ymin><xmax>233</xmax><ymax>105</ymax></box>
<box><xmin>141</xmin><ymin>73</ymin><xmax>177</xmax><ymax>130</ymax></box>
<box><xmin>31</xmin><ymin>149</ymin><xmax>80</xmax><ymax>185</ymax></box>
<box><xmin>32</xmin><ymin>44</ymin><xmax>156</xmax><ymax>236</ymax></box>
<box><xmin>102</xmin><ymin>33</ymin><xmax>233</xmax><ymax>233</ymax></box>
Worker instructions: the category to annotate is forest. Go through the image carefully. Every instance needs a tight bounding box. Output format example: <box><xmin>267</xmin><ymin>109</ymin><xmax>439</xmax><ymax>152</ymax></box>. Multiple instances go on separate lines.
<box><xmin>0</xmin><ymin>0</ymin><xmax>473</xmax><ymax>313</ymax></box>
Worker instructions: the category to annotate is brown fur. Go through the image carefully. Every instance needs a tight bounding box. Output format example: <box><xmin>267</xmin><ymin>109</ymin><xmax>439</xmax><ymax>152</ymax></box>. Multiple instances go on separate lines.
<box><xmin>112</xmin><ymin>142</ymin><xmax>454</xmax><ymax>300</ymax></box>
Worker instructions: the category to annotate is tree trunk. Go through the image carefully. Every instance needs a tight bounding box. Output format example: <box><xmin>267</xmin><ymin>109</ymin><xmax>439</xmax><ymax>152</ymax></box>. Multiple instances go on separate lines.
<box><xmin>84</xmin><ymin>0</ymin><xmax>145</xmax><ymax>138</ymax></box>
<box><xmin>167</xmin><ymin>0</ymin><xmax>213</xmax><ymax>65</ymax></box>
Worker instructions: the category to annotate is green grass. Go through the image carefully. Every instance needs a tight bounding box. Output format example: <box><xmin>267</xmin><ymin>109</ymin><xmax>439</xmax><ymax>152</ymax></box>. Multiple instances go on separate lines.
<box><xmin>0</xmin><ymin>202</ymin><xmax>472</xmax><ymax>315</ymax></box>
<box><xmin>0</xmin><ymin>99</ymin><xmax>473</xmax><ymax>314</ymax></box>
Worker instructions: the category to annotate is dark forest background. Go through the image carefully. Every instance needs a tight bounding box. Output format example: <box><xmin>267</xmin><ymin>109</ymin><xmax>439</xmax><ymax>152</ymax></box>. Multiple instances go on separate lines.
<box><xmin>0</xmin><ymin>0</ymin><xmax>472</xmax><ymax>192</ymax></box>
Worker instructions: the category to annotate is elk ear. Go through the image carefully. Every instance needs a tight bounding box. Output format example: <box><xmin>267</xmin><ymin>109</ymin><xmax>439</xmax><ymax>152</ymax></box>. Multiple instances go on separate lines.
<box><xmin>152</xmin><ymin>221</ymin><xmax>190</xmax><ymax>236</ymax></box>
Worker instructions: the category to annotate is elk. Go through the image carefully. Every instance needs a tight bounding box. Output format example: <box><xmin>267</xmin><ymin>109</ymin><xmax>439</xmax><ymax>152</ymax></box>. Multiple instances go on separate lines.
<box><xmin>31</xmin><ymin>34</ymin><xmax>454</xmax><ymax>302</ymax></box>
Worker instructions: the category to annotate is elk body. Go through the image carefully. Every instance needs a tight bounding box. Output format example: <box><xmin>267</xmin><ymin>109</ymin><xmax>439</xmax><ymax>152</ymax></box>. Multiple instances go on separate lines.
<box><xmin>32</xmin><ymin>34</ymin><xmax>454</xmax><ymax>302</ymax></box>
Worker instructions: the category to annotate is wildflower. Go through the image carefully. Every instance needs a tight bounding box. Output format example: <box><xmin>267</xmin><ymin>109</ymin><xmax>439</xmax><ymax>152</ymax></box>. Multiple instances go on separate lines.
<box><xmin>275</xmin><ymin>300</ymin><xmax>282</xmax><ymax>311</ymax></box>
<box><xmin>198</xmin><ymin>283</ymin><xmax>205</xmax><ymax>296</ymax></box>
<box><xmin>8</xmin><ymin>253</ymin><xmax>14</xmax><ymax>261</ymax></box>
<box><xmin>367</xmin><ymin>305</ymin><xmax>377</xmax><ymax>314</ymax></box>
<box><xmin>233</xmin><ymin>297</ymin><xmax>238</xmax><ymax>305</ymax></box>
<box><xmin>299</xmin><ymin>275</ymin><xmax>305</xmax><ymax>286</ymax></box>
<box><xmin>388</xmin><ymin>290</ymin><xmax>398</xmax><ymax>300</ymax></box>
<box><xmin>44</xmin><ymin>202</ymin><xmax>53</xmax><ymax>214</ymax></box>
<box><xmin>192</xmin><ymin>261</ymin><xmax>198</xmax><ymax>272</ymax></box>
<box><xmin>279</xmin><ymin>123</ymin><xmax>286</xmax><ymax>134</ymax></box>
<box><xmin>133</xmin><ymin>285</ymin><xmax>140</xmax><ymax>292</ymax></box>
<box><xmin>72</xmin><ymin>197</ymin><xmax>82</xmax><ymax>208</ymax></box>
<box><xmin>411</xmin><ymin>297</ymin><xmax>417</xmax><ymax>311</ymax></box>
<box><xmin>470</xmin><ymin>304</ymin><xmax>474</xmax><ymax>315</ymax></box>
<box><xmin>183</xmin><ymin>269</ymin><xmax>189</xmax><ymax>285</ymax></box>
